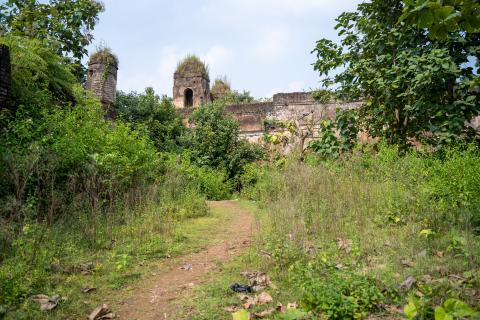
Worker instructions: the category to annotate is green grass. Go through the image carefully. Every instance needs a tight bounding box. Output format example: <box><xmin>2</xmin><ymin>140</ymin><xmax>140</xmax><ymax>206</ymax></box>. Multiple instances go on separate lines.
<box><xmin>180</xmin><ymin>146</ymin><xmax>480</xmax><ymax>319</ymax></box>
<box><xmin>0</xmin><ymin>200</ymin><xmax>233</xmax><ymax>320</ymax></box>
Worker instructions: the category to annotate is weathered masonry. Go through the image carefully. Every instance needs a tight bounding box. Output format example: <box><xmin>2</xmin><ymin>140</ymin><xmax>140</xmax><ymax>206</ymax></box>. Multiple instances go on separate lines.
<box><xmin>173</xmin><ymin>58</ymin><xmax>210</xmax><ymax>109</ymax></box>
<box><xmin>178</xmin><ymin>92</ymin><xmax>362</xmax><ymax>142</ymax></box>
<box><xmin>85</xmin><ymin>49</ymin><xmax>118</xmax><ymax>119</ymax></box>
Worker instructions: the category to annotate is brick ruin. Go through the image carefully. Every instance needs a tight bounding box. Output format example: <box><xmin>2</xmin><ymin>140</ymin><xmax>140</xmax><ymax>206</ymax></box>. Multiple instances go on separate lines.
<box><xmin>85</xmin><ymin>49</ymin><xmax>118</xmax><ymax>118</ymax></box>
<box><xmin>178</xmin><ymin>90</ymin><xmax>361</xmax><ymax>143</ymax></box>
<box><xmin>173</xmin><ymin>58</ymin><xmax>210</xmax><ymax>109</ymax></box>
<box><xmin>0</xmin><ymin>44</ymin><xmax>13</xmax><ymax>112</ymax></box>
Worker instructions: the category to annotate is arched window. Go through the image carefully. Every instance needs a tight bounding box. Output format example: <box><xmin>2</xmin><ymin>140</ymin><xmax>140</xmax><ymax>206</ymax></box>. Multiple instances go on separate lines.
<box><xmin>184</xmin><ymin>88</ymin><xmax>194</xmax><ymax>107</ymax></box>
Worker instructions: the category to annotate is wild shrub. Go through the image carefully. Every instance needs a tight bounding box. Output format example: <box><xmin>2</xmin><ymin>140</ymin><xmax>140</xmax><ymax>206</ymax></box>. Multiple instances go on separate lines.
<box><xmin>183</xmin><ymin>102</ymin><xmax>264</xmax><ymax>189</ymax></box>
<box><xmin>291</xmin><ymin>261</ymin><xmax>384</xmax><ymax>319</ymax></box>
<box><xmin>246</xmin><ymin>143</ymin><xmax>480</xmax><ymax>317</ymax></box>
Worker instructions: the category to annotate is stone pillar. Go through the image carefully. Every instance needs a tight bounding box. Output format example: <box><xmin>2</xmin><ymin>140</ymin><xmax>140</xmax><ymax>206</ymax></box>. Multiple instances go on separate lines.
<box><xmin>0</xmin><ymin>44</ymin><xmax>13</xmax><ymax>112</ymax></box>
<box><xmin>86</xmin><ymin>51</ymin><xmax>118</xmax><ymax>119</ymax></box>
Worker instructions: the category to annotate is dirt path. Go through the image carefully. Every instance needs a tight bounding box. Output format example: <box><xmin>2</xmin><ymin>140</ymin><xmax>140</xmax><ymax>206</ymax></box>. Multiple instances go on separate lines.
<box><xmin>116</xmin><ymin>200</ymin><xmax>255</xmax><ymax>320</ymax></box>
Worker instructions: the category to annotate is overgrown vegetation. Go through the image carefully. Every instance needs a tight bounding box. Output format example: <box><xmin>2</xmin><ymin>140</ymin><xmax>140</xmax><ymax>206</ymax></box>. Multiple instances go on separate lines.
<box><xmin>1</xmin><ymin>0</ymin><xmax>480</xmax><ymax>319</ymax></box>
<box><xmin>313</xmin><ymin>0</ymin><xmax>479</xmax><ymax>148</ymax></box>
<box><xmin>175</xmin><ymin>54</ymin><xmax>210</xmax><ymax>80</ymax></box>
<box><xmin>232</xmin><ymin>144</ymin><xmax>480</xmax><ymax>319</ymax></box>
<box><xmin>0</xmin><ymin>14</ymin><xmax>261</xmax><ymax>320</ymax></box>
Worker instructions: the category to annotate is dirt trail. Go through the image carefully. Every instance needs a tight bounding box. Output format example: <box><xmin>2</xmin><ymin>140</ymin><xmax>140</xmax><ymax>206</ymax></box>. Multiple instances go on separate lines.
<box><xmin>116</xmin><ymin>200</ymin><xmax>255</xmax><ymax>320</ymax></box>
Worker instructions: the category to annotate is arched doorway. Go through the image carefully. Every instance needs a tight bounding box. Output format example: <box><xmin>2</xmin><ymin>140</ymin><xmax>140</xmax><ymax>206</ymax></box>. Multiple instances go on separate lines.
<box><xmin>184</xmin><ymin>88</ymin><xmax>194</xmax><ymax>107</ymax></box>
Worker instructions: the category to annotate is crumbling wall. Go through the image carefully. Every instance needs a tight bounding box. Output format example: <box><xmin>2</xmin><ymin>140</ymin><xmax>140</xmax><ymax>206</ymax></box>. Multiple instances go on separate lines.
<box><xmin>0</xmin><ymin>44</ymin><xmax>13</xmax><ymax>111</ymax></box>
<box><xmin>173</xmin><ymin>74</ymin><xmax>210</xmax><ymax>108</ymax></box>
<box><xmin>86</xmin><ymin>59</ymin><xmax>118</xmax><ymax>118</ymax></box>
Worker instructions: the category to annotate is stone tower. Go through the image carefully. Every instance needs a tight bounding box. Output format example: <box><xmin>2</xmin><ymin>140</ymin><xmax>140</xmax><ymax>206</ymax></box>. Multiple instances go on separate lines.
<box><xmin>0</xmin><ymin>44</ymin><xmax>13</xmax><ymax>112</ymax></box>
<box><xmin>86</xmin><ymin>48</ymin><xmax>118</xmax><ymax>118</ymax></box>
<box><xmin>173</xmin><ymin>55</ymin><xmax>210</xmax><ymax>109</ymax></box>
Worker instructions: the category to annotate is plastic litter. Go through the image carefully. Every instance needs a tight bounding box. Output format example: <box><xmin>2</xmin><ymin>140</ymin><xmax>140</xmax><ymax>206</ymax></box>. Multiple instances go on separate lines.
<box><xmin>229</xmin><ymin>283</ymin><xmax>253</xmax><ymax>293</ymax></box>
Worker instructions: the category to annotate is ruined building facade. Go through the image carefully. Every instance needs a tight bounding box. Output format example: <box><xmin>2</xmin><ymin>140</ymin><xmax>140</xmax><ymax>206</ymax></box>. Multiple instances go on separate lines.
<box><xmin>85</xmin><ymin>50</ymin><xmax>118</xmax><ymax>118</ymax></box>
<box><xmin>173</xmin><ymin>58</ymin><xmax>210</xmax><ymax>109</ymax></box>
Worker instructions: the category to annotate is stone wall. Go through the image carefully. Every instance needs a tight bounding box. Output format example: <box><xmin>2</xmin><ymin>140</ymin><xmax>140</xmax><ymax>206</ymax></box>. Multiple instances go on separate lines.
<box><xmin>173</xmin><ymin>74</ymin><xmax>210</xmax><ymax>109</ymax></box>
<box><xmin>0</xmin><ymin>44</ymin><xmax>12</xmax><ymax>111</ymax></box>
<box><xmin>177</xmin><ymin>91</ymin><xmax>362</xmax><ymax>143</ymax></box>
<box><xmin>86</xmin><ymin>61</ymin><xmax>118</xmax><ymax>118</ymax></box>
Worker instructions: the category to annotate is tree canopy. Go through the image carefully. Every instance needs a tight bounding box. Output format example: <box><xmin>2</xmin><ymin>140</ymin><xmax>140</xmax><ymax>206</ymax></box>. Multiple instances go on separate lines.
<box><xmin>313</xmin><ymin>0</ymin><xmax>479</xmax><ymax>148</ymax></box>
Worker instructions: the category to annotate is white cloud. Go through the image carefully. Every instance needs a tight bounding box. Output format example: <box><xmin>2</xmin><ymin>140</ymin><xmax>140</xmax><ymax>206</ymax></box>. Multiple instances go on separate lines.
<box><xmin>253</xmin><ymin>26</ymin><xmax>291</xmax><ymax>61</ymax></box>
<box><xmin>204</xmin><ymin>45</ymin><xmax>236</xmax><ymax>77</ymax></box>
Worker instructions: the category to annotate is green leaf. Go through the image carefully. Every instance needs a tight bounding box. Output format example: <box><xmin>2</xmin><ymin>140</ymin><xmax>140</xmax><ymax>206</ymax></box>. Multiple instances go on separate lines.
<box><xmin>404</xmin><ymin>300</ymin><xmax>418</xmax><ymax>319</ymax></box>
<box><xmin>279</xmin><ymin>309</ymin><xmax>308</xmax><ymax>320</ymax></box>
<box><xmin>444</xmin><ymin>299</ymin><xmax>475</xmax><ymax>317</ymax></box>
<box><xmin>434</xmin><ymin>306</ymin><xmax>453</xmax><ymax>320</ymax></box>
<box><xmin>232</xmin><ymin>309</ymin><xmax>251</xmax><ymax>320</ymax></box>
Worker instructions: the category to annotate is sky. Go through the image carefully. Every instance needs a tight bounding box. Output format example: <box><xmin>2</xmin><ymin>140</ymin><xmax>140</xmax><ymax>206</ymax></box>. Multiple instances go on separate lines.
<box><xmin>88</xmin><ymin>0</ymin><xmax>363</xmax><ymax>99</ymax></box>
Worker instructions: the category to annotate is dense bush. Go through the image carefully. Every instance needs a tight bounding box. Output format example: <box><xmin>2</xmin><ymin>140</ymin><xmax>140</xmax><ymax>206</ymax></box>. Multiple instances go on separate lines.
<box><xmin>116</xmin><ymin>88</ymin><xmax>184</xmax><ymax>152</ymax></box>
<box><xmin>183</xmin><ymin>102</ymin><xmax>265</xmax><ymax>189</ymax></box>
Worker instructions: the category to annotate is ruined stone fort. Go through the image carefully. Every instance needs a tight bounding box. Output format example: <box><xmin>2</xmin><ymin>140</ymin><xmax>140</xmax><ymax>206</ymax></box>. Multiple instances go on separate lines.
<box><xmin>0</xmin><ymin>47</ymin><xmax>478</xmax><ymax>138</ymax></box>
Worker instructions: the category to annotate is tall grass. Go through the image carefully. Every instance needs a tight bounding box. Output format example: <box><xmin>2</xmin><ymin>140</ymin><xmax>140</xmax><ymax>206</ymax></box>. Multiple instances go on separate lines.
<box><xmin>245</xmin><ymin>144</ymin><xmax>480</xmax><ymax>317</ymax></box>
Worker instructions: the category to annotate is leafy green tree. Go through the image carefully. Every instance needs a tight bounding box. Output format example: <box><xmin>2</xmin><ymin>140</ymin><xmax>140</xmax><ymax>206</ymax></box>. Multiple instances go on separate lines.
<box><xmin>313</xmin><ymin>0</ymin><xmax>479</xmax><ymax>148</ymax></box>
<box><xmin>116</xmin><ymin>88</ymin><xmax>185</xmax><ymax>152</ymax></box>
<box><xmin>0</xmin><ymin>36</ymin><xmax>76</xmax><ymax>117</ymax></box>
<box><xmin>0</xmin><ymin>0</ymin><xmax>104</xmax><ymax>77</ymax></box>
<box><xmin>400</xmin><ymin>0</ymin><xmax>480</xmax><ymax>40</ymax></box>
<box><xmin>183</xmin><ymin>102</ymin><xmax>264</xmax><ymax>186</ymax></box>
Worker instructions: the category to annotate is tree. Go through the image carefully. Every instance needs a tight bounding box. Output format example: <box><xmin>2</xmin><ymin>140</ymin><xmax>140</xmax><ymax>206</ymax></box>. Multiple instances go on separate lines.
<box><xmin>313</xmin><ymin>0</ymin><xmax>479</xmax><ymax>148</ymax></box>
<box><xmin>0</xmin><ymin>0</ymin><xmax>104</xmax><ymax>78</ymax></box>
<box><xmin>116</xmin><ymin>88</ymin><xmax>185</xmax><ymax>152</ymax></box>
<box><xmin>183</xmin><ymin>102</ymin><xmax>264</xmax><ymax>185</ymax></box>
<box><xmin>400</xmin><ymin>0</ymin><xmax>480</xmax><ymax>40</ymax></box>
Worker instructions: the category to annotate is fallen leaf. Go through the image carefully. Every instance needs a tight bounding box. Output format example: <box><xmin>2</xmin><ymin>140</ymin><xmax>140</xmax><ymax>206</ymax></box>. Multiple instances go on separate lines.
<box><xmin>31</xmin><ymin>294</ymin><xmax>60</xmax><ymax>311</ymax></box>
<box><xmin>436</xmin><ymin>251</ymin><xmax>444</xmax><ymax>258</ymax></box>
<box><xmin>401</xmin><ymin>259</ymin><xmax>415</xmax><ymax>268</ymax></box>
<box><xmin>256</xmin><ymin>292</ymin><xmax>273</xmax><ymax>305</ymax></box>
<box><xmin>398</xmin><ymin>276</ymin><xmax>416</xmax><ymax>291</ymax></box>
<box><xmin>88</xmin><ymin>304</ymin><xmax>115</xmax><ymax>320</ymax></box>
<box><xmin>243</xmin><ymin>296</ymin><xmax>257</xmax><ymax>309</ymax></box>
<box><xmin>335</xmin><ymin>263</ymin><xmax>344</xmax><ymax>269</ymax></box>
<box><xmin>240</xmin><ymin>271</ymin><xmax>271</xmax><ymax>292</ymax></box>
<box><xmin>337</xmin><ymin>238</ymin><xmax>352</xmax><ymax>253</ymax></box>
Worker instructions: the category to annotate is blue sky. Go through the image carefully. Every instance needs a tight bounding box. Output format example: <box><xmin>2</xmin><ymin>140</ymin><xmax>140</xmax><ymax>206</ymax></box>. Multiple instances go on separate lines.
<box><xmin>88</xmin><ymin>0</ymin><xmax>362</xmax><ymax>98</ymax></box>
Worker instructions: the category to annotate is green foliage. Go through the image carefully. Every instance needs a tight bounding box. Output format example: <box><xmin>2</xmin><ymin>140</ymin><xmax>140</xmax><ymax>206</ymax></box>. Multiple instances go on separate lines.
<box><xmin>184</xmin><ymin>102</ymin><xmax>264</xmax><ymax>188</ymax></box>
<box><xmin>210</xmin><ymin>76</ymin><xmax>232</xmax><ymax>101</ymax></box>
<box><xmin>89</xmin><ymin>46</ymin><xmax>119</xmax><ymax>67</ymax></box>
<box><xmin>335</xmin><ymin>109</ymin><xmax>359</xmax><ymax>152</ymax></box>
<box><xmin>313</xmin><ymin>0</ymin><xmax>480</xmax><ymax>148</ymax></box>
<box><xmin>244</xmin><ymin>143</ymin><xmax>480</xmax><ymax>318</ymax></box>
<box><xmin>308</xmin><ymin>119</ymin><xmax>340</xmax><ymax>159</ymax></box>
<box><xmin>175</xmin><ymin>54</ymin><xmax>209</xmax><ymax>80</ymax></box>
<box><xmin>0</xmin><ymin>0</ymin><xmax>104</xmax><ymax>71</ymax></box>
<box><xmin>292</xmin><ymin>262</ymin><xmax>384</xmax><ymax>319</ymax></box>
<box><xmin>0</xmin><ymin>35</ymin><xmax>76</xmax><ymax>113</ymax></box>
<box><xmin>434</xmin><ymin>299</ymin><xmax>478</xmax><ymax>320</ymax></box>
<box><xmin>116</xmin><ymin>88</ymin><xmax>185</xmax><ymax>152</ymax></box>
<box><xmin>214</xmin><ymin>90</ymin><xmax>256</xmax><ymax>105</ymax></box>
<box><xmin>400</xmin><ymin>0</ymin><xmax>480</xmax><ymax>40</ymax></box>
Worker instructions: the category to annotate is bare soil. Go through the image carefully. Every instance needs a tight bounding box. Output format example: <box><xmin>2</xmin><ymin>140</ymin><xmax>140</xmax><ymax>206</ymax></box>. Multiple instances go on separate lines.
<box><xmin>115</xmin><ymin>200</ymin><xmax>255</xmax><ymax>320</ymax></box>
